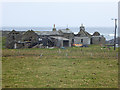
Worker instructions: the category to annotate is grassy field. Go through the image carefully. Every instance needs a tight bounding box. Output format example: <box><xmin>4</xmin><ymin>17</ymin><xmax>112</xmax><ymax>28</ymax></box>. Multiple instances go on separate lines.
<box><xmin>2</xmin><ymin>46</ymin><xmax>118</xmax><ymax>88</ymax></box>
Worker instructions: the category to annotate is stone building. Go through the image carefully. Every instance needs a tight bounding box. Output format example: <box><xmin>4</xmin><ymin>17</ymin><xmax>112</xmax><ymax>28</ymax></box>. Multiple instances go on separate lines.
<box><xmin>6</xmin><ymin>30</ymin><xmax>22</xmax><ymax>49</ymax></box>
<box><xmin>74</xmin><ymin>24</ymin><xmax>105</xmax><ymax>45</ymax></box>
<box><xmin>77</xmin><ymin>24</ymin><xmax>91</xmax><ymax>37</ymax></box>
<box><xmin>91</xmin><ymin>32</ymin><xmax>106</xmax><ymax>45</ymax></box>
<box><xmin>74</xmin><ymin>24</ymin><xmax>91</xmax><ymax>45</ymax></box>
<box><xmin>35</xmin><ymin>27</ymin><xmax>73</xmax><ymax>47</ymax></box>
<box><xmin>58</xmin><ymin>28</ymin><xmax>74</xmax><ymax>46</ymax></box>
<box><xmin>5</xmin><ymin>24</ymin><xmax>106</xmax><ymax>49</ymax></box>
<box><xmin>35</xmin><ymin>31</ymin><xmax>62</xmax><ymax>47</ymax></box>
<box><xmin>6</xmin><ymin>30</ymin><xmax>39</xmax><ymax>49</ymax></box>
<box><xmin>21</xmin><ymin>30</ymin><xmax>39</xmax><ymax>48</ymax></box>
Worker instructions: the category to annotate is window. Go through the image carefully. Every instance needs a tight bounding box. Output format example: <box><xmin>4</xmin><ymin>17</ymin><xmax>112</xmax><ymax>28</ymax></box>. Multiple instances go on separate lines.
<box><xmin>12</xmin><ymin>36</ymin><xmax>15</xmax><ymax>39</ymax></box>
<box><xmin>72</xmin><ymin>39</ymin><xmax>74</xmax><ymax>43</ymax></box>
<box><xmin>29</xmin><ymin>37</ymin><xmax>32</xmax><ymax>41</ymax></box>
<box><xmin>99</xmin><ymin>37</ymin><xmax>101</xmax><ymax>41</ymax></box>
<box><xmin>81</xmin><ymin>39</ymin><xmax>83</xmax><ymax>43</ymax></box>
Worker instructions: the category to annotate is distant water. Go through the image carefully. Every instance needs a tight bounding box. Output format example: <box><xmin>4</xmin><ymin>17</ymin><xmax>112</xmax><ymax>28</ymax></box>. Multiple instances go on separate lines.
<box><xmin>0</xmin><ymin>26</ymin><xmax>118</xmax><ymax>40</ymax></box>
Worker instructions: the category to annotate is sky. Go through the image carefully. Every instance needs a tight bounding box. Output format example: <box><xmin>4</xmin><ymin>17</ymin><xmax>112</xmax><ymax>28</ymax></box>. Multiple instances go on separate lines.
<box><xmin>0</xmin><ymin>0</ymin><xmax>118</xmax><ymax>27</ymax></box>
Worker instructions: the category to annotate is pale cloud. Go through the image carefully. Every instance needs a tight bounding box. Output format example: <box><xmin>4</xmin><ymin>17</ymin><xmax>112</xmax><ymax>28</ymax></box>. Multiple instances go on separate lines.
<box><xmin>0</xmin><ymin>1</ymin><xmax>118</xmax><ymax>27</ymax></box>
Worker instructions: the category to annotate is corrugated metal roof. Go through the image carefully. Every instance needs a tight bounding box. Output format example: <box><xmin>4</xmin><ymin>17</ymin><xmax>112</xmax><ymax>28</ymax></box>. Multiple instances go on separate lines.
<box><xmin>35</xmin><ymin>31</ymin><xmax>61</xmax><ymax>35</ymax></box>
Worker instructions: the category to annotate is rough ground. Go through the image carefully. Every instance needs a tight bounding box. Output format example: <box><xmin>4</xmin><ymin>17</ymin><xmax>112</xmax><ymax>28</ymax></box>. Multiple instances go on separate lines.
<box><xmin>2</xmin><ymin>46</ymin><xmax>118</xmax><ymax>88</ymax></box>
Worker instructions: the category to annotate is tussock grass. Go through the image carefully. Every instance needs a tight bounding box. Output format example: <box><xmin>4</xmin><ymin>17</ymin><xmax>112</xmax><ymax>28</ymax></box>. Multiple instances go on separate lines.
<box><xmin>2</xmin><ymin>46</ymin><xmax>118</xmax><ymax>88</ymax></box>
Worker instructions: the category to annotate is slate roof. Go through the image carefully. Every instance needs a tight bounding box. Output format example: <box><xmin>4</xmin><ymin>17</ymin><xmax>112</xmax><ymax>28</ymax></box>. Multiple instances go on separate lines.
<box><xmin>58</xmin><ymin>29</ymin><xmax>73</xmax><ymax>34</ymax></box>
<box><xmin>35</xmin><ymin>31</ymin><xmax>62</xmax><ymax>36</ymax></box>
<box><xmin>93</xmin><ymin>32</ymin><xmax>100</xmax><ymax>36</ymax></box>
<box><xmin>8</xmin><ymin>30</ymin><xmax>19</xmax><ymax>34</ymax></box>
<box><xmin>78</xmin><ymin>30</ymin><xmax>91</xmax><ymax>37</ymax></box>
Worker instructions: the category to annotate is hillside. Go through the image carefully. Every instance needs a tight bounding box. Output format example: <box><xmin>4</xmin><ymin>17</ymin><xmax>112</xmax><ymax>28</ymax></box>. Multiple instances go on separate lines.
<box><xmin>105</xmin><ymin>37</ymin><xmax>120</xmax><ymax>45</ymax></box>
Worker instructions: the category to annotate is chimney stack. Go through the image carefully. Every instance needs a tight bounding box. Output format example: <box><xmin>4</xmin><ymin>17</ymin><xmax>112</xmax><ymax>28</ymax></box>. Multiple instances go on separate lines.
<box><xmin>52</xmin><ymin>24</ymin><xmax>56</xmax><ymax>31</ymax></box>
<box><xmin>80</xmin><ymin>24</ymin><xmax>85</xmax><ymax>31</ymax></box>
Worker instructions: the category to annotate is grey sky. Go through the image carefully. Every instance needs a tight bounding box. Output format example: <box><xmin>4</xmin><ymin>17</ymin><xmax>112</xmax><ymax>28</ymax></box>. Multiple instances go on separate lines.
<box><xmin>1</xmin><ymin>2</ymin><xmax>118</xmax><ymax>27</ymax></box>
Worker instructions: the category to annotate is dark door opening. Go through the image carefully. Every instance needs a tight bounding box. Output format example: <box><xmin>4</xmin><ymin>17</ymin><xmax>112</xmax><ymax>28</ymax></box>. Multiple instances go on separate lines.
<box><xmin>90</xmin><ymin>38</ymin><xmax>93</xmax><ymax>44</ymax></box>
<box><xmin>63</xmin><ymin>40</ymin><xmax>69</xmax><ymax>47</ymax></box>
<box><xmin>81</xmin><ymin>39</ymin><xmax>83</xmax><ymax>43</ymax></box>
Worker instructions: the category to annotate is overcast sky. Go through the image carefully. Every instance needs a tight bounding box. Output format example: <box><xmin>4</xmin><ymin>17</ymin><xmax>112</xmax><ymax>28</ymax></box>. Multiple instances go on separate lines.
<box><xmin>1</xmin><ymin>1</ymin><xmax>118</xmax><ymax>27</ymax></box>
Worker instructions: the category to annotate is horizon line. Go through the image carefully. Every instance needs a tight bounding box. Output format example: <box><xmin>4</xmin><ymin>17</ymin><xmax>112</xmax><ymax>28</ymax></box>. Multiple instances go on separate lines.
<box><xmin>0</xmin><ymin>26</ymin><xmax>115</xmax><ymax>28</ymax></box>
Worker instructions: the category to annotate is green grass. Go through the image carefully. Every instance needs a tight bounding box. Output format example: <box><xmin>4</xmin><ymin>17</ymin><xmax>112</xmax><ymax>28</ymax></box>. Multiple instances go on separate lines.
<box><xmin>2</xmin><ymin>46</ymin><xmax>118</xmax><ymax>88</ymax></box>
<box><xmin>1</xmin><ymin>37</ymin><xmax>6</xmax><ymax>49</ymax></box>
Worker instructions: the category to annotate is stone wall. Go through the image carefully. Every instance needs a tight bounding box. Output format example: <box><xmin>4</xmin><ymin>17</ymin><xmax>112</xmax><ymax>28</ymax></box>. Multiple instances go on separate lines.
<box><xmin>91</xmin><ymin>36</ymin><xmax>106</xmax><ymax>45</ymax></box>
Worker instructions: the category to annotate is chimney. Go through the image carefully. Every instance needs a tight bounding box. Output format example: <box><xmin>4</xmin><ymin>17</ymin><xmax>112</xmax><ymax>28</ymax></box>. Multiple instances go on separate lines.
<box><xmin>52</xmin><ymin>24</ymin><xmax>56</xmax><ymax>31</ymax></box>
<box><xmin>80</xmin><ymin>24</ymin><xmax>85</xmax><ymax>31</ymax></box>
<box><xmin>66</xmin><ymin>24</ymin><xmax>70</xmax><ymax>30</ymax></box>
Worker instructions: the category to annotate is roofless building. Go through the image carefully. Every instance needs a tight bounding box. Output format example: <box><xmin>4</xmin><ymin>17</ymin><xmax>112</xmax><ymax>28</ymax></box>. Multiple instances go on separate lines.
<box><xmin>5</xmin><ymin>24</ymin><xmax>106</xmax><ymax>49</ymax></box>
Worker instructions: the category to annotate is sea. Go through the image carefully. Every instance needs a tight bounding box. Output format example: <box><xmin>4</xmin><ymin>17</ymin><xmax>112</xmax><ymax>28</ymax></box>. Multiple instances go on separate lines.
<box><xmin>0</xmin><ymin>26</ymin><xmax>118</xmax><ymax>41</ymax></box>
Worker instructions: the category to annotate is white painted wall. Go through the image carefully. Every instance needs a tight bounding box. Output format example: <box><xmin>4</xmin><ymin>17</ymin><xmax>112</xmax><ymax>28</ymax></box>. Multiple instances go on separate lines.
<box><xmin>74</xmin><ymin>37</ymin><xmax>90</xmax><ymax>45</ymax></box>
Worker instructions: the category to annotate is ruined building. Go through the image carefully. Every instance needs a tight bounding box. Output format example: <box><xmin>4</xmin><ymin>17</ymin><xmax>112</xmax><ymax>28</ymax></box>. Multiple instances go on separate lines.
<box><xmin>4</xmin><ymin>24</ymin><xmax>106</xmax><ymax>49</ymax></box>
<box><xmin>74</xmin><ymin>24</ymin><xmax>91</xmax><ymax>45</ymax></box>
<box><xmin>6</xmin><ymin>30</ymin><xmax>22</xmax><ymax>49</ymax></box>
<box><xmin>74</xmin><ymin>24</ymin><xmax>105</xmax><ymax>45</ymax></box>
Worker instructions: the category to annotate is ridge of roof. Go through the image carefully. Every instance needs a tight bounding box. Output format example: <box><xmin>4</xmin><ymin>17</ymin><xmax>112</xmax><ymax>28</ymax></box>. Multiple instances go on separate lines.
<box><xmin>59</xmin><ymin>29</ymin><xmax>73</xmax><ymax>33</ymax></box>
<box><xmin>35</xmin><ymin>31</ymin><xmax>61</xmax><ymax>35</ymax></box>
